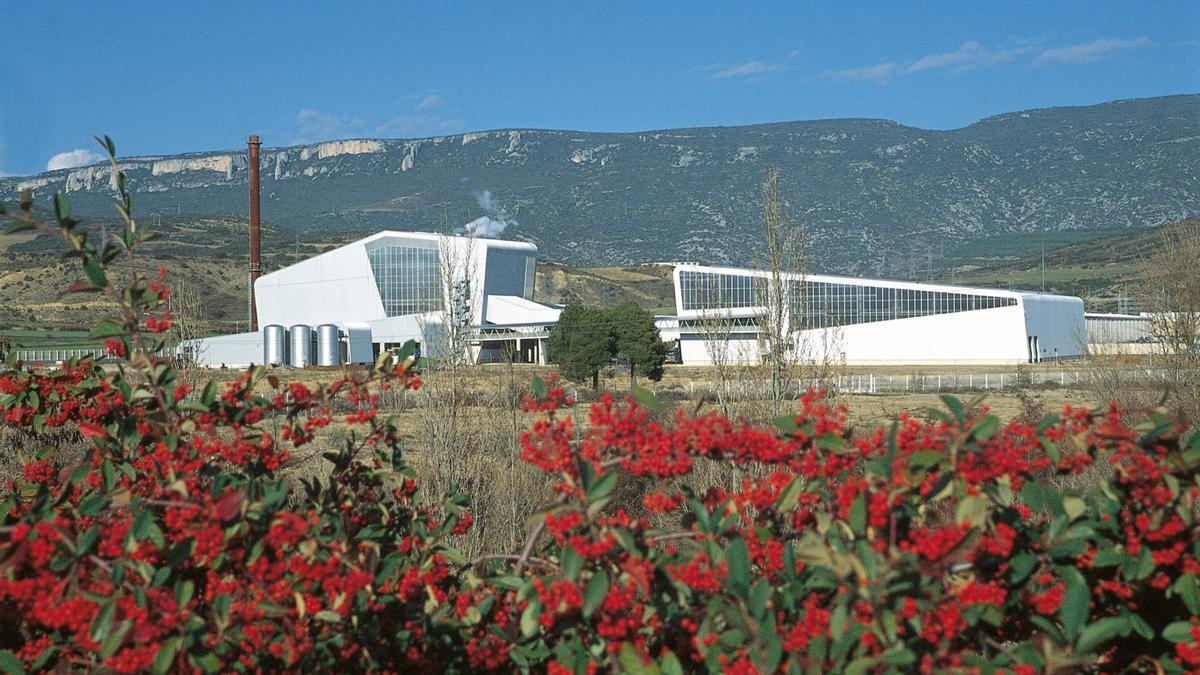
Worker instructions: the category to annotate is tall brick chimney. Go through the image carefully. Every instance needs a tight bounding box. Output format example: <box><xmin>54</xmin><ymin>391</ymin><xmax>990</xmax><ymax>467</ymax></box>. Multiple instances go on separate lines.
<box><xmin>248</xmin><ymin>135</ymin><xmax>262</xmax><ymax>331</ymax></box>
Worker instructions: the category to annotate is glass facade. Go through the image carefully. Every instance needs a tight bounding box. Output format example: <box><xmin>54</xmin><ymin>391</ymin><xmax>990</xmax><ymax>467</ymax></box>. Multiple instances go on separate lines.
<box><xmin>678</xmin><ymin>270</ymin><xmax>1016</xmax><ymax>328</ymax></box>
<box><xmin>366</xmin><ymin>244</ymin><xmax>441</xmax><ymax>316</ymax></box>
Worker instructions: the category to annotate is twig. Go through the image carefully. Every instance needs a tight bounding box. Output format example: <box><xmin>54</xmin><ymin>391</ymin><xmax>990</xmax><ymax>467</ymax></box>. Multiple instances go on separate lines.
<box><xmin>514</xmin><ymin>519</ymin><xmax>546</xmax><ymax>577</ymax></box>
<box><xmin>470</xmin><ymin>554</ymin><xmax>560</xmax><ymax>572</ymax></box>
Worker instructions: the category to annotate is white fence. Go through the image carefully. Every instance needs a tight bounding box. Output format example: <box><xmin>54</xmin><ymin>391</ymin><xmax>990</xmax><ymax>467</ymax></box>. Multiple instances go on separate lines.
<box><xmin>812</xmin><ymin>369</ymin><xmax>1177</xmax><ymax>395</ymax></box>
<box><xmin>13</xmin><ymin>348</ymin><xmax>108</xmax><ymax>364</ymax></box>
<box><xmin>814</xmin><ymin>372</ymin><xmax>1081</xmax><ymax>394</ymax></box>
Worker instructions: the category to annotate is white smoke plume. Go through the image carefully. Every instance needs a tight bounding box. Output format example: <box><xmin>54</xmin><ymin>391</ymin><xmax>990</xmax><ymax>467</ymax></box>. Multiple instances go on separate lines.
<box><xmin>458</xmin><ymin>190</ymin><xmax>516</xmax><ymax>238</ymax></box>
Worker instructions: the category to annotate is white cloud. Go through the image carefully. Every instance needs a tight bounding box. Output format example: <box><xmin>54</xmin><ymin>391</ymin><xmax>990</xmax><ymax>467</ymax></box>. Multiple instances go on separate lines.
<box><xmin>415</xmin><ymin>94</ymin><xmax>445</xmax><ymax>110</ymax></box>
<box><xmin>46</xmin><ymin>148</ymin><xmax>105</xmax><ymax>172</ymax></box>
<box><xmin>711</xmin><ymin>59</ymin><xmax>785</xmax><ymax>80</ymax></box>
<box><xmin>708</xmin><ymin>52</ymin><xmax>799</xmax><ymax>82</ymax></box>
<box><xmin>824</xmin><ymin>36</ymin><xmax>1145</xmax><ymax>84</ymax></box>
<box><xmin>906</xmin><ymin>40</ymin><xmax>1025</xmax><ymax>73</ymax></box>
<box><xmin>1036</xmin><ymin>36</ymin><xmax>1151</xmax><ymax>64</ymax></box>
<box><xmin>821</xmin><ymin>61</ymin><xmax>902</xmax><ymax>84</ymax></box>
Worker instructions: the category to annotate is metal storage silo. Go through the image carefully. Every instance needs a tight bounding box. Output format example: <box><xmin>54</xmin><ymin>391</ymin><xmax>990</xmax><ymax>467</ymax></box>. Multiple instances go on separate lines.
<box><xmin>289</xmin><ymin>324</ymin><xmax>313</xmax><ymax>368</ymax></box>
<box><xmin>316</xmin><ymin>324</ymin><xmax>340</xmax><ymax>366</ymax></box>
<box><xmin>263</xmin><ymin>325</ymin><xmax>288</xmax><ymax>366</ymax></box>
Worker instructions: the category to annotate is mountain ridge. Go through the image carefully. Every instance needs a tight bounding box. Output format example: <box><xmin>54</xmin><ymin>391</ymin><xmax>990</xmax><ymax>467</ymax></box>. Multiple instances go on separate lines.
<box><xmin>4</xmin><ymin>94</ymin><xmax>1197</xmax><ymax>274</ymax></box>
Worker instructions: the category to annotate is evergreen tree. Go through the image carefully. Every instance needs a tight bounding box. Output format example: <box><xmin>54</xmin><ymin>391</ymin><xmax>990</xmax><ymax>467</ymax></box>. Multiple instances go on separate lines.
<box><xmin>546</xmin><ymin>304</ymin><xmax>613</xmax><ymax>389</ymax></box>
<box><xmin>608</xmin><ymin>301</ymin><xmax>667</xmax><ymax>388</ymax></box>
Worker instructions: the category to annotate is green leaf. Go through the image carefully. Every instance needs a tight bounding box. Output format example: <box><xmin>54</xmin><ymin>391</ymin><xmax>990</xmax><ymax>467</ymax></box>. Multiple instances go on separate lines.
<box><xmin>83</xmin><ymin>259</ymin><xmax>107</xmax><ymax>288</ymax></box>
<box><xmin>774</xmin><ymin>415</ymin><xmax>799</xmax><ymax>436</ymax></box>
<box><xmin>583</xmin><ymin>570</ymin><xmax>609</xmax><ymax>618</ymax></box>
<box><xmin>589</xmin><ymin>472</ymin><xmax>617</xmax><ymax>502</ymax></box>
<box><xmin>1076</xmin><ymin>616</ymin><xmax>1129</xmax><ymax>655</ymax></box>
<box><xmin>53</xmin><ymin>193</ymin><xmax>71</xmax><ymax>221</ymax></box>
<box><xmin>659</xmin><ymin>650</ymin><xmax>684</xmax><ymax>675</ymax></box>
<box><xmin>844</xmin><ymin>655</ymin><xmax>879</xmax><ymax>675</ymax></box>
<box><xmin>90</xmin><ymin>600</ymin><xmax>116</xmax><ymax>643</ymax></box>
<box><xmin>89</xmin><ymin>319</ymin><xmax>126</xmax><ymax>339</ymax></box>
<box><xmin>75</xmin><ymin>526</ymin><xmax>99</xmax><ymax>557</ymax></box>
<box><xmin>725</xmin><ymin>537</ymin><xmax>750</xmax><ymax>600</ymax></box>
<box><xmin>1062</xmin><ymin>496</ymin><xmax>1087</xmax><ymax>522</ymax></box>
<box><xmin>774</xmin><ymin>475</ymin><xmax>806</xmax><ymax>512</ymax></box>
<box><xmin>1164</xmin><ymin>621</ymin><xmax>1195</xmax><ymax>643</ymax></box>
<box><xmin>396</xmin><ymin>339</ymin><xmax>417</xmax><ymax>361</ymax></box>
<box><xmin>1060</xmin><ymin>578</ymin><xmax>1090</xmax><ymax>641</ymax></box>
<box><xmin>749</xmin><ymin>579</ymin><xmax>772</xmax><ymax>620</ymax></box>
<box><xmin>132</xmin><ymin>509</ymin><xmax>165</xmax><ymax>549</ymax></box>
<box><xmin>956</xmin><ymin>494</ymin><xmax>988</xmax><ymax>526</ymax></box>
<box><xmin>0</xmin><ymin>651</ymin><xmax>25</xmax><ymax>675</ymax></box>
<box><xmin>2</xmin><ymin>221</ymin><xmax>34</xmax><ymax>235</ymax></box>
<box><xmin>99</xmin><ymin>620</ymin><xmax>132</xmax><ymax>660</ymax></box>
<box><xmin>907</xmin><ymin>450</ymin><xmax>945</xmax><ymax>470</ymax></box>
<box><xmin>561</xmin><ymin>545</ymin><xmax>583</xmax><ymax>581</ymax></box>
<box><xmin>151</xmin><ymin>637</ymin><xmax>182</xmax><ymax>674</ymax></box>
<box><xmin>520</xmin><ymin>599</ymin><xmax>541</xmax><ymax>637</ymax></box>
<box><xmin>1176</xmin><ymin>574</ymin><xmax>1200</xmax><ymax>615</ymax></box>
<box><xmin>1127</xmin><ymin>611</ymin><xmax>1154</xmax><ymax>641</ymax></box>
<box><xmin>939</xmin><ymin>394</ymin><xmax>965</xmax><ymax>423</ymax></box>
<box><xmin>619</xmin><ymin>643</ymin><xmax>659</xmax><ymax>675</ymax></box>
<box><xmin>971</xmin><ymin>415</ymin><xmax>1000</xmax><ymax>441</ymax></box>
<box><xmin>193</xmin><ymin>652</ymin><xmax>221</xmax><ymax>674</ymax></box>
<box><xmin>531</xmin><ymin>376</ymin><xmax>547</xmax><ymax>399</ymax></box>
<box><xmin>848</xmin><ymin>492</ymin><xmax>866</xmax><ymax>535</ymax></box>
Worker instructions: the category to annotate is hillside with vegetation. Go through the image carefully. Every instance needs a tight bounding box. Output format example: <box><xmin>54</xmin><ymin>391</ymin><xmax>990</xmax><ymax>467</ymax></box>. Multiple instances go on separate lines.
<box><xmin>3</xmin><ymin>95</ymin><xmax>1196</xmax><ymax>274</ymax></box>
<box><xmin>948</xmin><ymin>215</ymin><xmax>1200</xmax><ymax>311</ymax></box>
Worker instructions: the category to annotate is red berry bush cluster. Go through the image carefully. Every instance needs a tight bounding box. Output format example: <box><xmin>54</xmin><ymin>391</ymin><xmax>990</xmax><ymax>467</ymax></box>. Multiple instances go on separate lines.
<box><xmin>1</xmin><ymin>140</ymin><xmax>1198</xmax><ymax>673</ymax></box>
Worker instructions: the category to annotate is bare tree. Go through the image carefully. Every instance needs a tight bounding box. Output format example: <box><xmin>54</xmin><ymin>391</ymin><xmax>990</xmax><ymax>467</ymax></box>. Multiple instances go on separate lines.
<box><xmin>412</xmin><ymin>234</ymin><xmax>484</xmax><ymax>532</ymax></box>
<box><xmin>693</xmin><ymin>276</ymin><xmax>738</xmax><ymax>416</ymax></box>
<box><xmin>169</xmin><ymin>283</ymin><xmax>209</xmax><ymax>377</ymax></box>
<box><xmin>754</xmin><ymin>168</ymin><xmax>808</xmax><ymax>418</ymax></box>
<box><xmin>1136</xmin><ymin>218</ymin><xmax>1200</xmax><ymax>418</ymax></box>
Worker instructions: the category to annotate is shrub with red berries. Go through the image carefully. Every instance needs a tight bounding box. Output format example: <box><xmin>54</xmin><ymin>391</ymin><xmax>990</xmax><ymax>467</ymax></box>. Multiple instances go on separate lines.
<box><xmin>1</xmin><ymin>139</ymin><xmax>1198</xmax><ymax>673</ymax></box>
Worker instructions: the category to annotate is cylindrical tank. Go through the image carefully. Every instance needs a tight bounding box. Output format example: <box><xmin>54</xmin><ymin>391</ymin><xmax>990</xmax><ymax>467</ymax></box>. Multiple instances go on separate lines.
<box><xmin>289</xmin><ymin>325</ymin><xmax>312</xmax><ymax>368</ymax></box>
<box><xmin>263</xmin><ymin>325</ymin><xmax>287</xmax><ymax>366</ymax></box>
<box><xmin>316</xmin><ymin>324</ymin><xmax>340</xmax><ymax>366</ymax></box>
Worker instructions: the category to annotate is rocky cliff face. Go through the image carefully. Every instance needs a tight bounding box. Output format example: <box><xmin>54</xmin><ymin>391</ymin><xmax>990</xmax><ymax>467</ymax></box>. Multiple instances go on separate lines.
<box><xmin>4</xmin><ymin>95</ymin><xmax>1197</xmax><ymax>274</ymax></box>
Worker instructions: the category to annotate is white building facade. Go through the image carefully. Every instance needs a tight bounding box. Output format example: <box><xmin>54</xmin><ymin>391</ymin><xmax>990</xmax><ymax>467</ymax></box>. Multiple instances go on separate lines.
<box><xmin>669</xmin><ymin>264</ymin><xmax>1086</xmax><ymax>365</ymax></box>
<box><xmin>184</xmin><ymin>231</ymin><xmax>559</xmax><ymax>367</ymax></box>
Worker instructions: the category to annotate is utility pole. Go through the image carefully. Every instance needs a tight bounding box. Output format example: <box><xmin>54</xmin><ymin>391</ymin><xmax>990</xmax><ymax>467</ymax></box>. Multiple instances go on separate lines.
<box><xmin>1041</xmin><ymin>241</ymin><xmax>1046</xmax><ymax>293</ymax></box>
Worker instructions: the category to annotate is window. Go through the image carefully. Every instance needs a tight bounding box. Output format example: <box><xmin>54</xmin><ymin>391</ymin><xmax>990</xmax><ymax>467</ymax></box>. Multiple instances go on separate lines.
<box><xmin>366</xmin><ymin>244</ymin><xmax>441</xmax><ymax>316</ymax></box>
<box><xmin>679</xmin><ymin>269</ymin><xmax>1017</xmax><ymax>328</ymax></box>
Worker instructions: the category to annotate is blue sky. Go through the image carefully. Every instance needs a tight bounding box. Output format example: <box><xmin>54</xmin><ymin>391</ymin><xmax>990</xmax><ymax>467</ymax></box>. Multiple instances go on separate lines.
<box><xmin>1</xmin><ymin>2</ymin><xmax>1196</xmax><ymax>177</ymax></box>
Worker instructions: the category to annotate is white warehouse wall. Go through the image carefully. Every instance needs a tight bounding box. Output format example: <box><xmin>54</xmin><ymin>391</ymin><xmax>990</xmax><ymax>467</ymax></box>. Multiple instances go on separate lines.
<box><xmin>672</xmin><ymin>264</ymin><xmax>1086</xmax><ymax>365</ymax></box>
<box><xmin>255</xmin><ymin>235</ymin><xmax>386</xmax><ymax>328</ymax></box>
<box><xmin>678</xmin><ymin>306</ymin><xmax>1031</xmax><ymax>365</ymax></box>
<box><xmin>1022</xmin><ymin>294</ymin><xmax>1088</xmax><ymax>359</ymax></box>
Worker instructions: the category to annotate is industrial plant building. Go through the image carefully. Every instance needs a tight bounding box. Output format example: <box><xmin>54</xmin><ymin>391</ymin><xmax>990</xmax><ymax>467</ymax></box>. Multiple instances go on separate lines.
<box><xmin>660</xmin><ymin>264</ymin><xmax>1087</xmax><ymax>366</ymax></box>
<box><xmin>182</xmin><ymin>231</ymin><xmax>560</xmax><ymax>368</ymax></box>
<box><xmin>184</xmin><ymin>234</ymin><xmax>1090</xmax><ymax>368</ymax></box>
